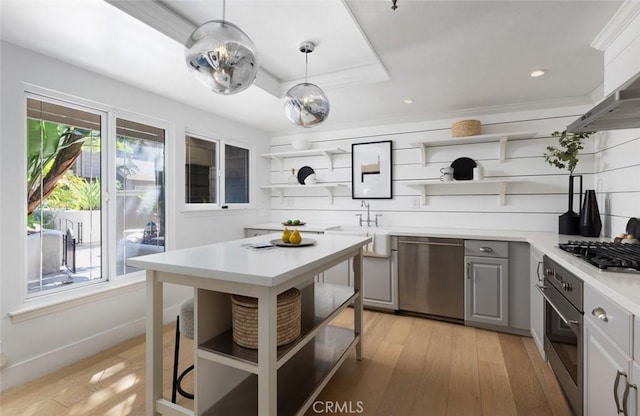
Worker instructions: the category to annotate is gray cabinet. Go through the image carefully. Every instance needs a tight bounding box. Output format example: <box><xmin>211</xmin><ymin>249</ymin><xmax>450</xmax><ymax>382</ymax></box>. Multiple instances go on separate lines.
<box><xmin>585</xmin><ymin>318</ymin><xmax>631</xmax><ymax>416</ymax></box>
<box><xmin>530</xmin><ymin>245</ymin><xmax>545</xmax><ymax>358</ymax></box>
<box><xmin>630</xmin><ymin>361</ymin><xmax>640</xmax><ymax>416</ymax></box>
<box><xmin>363</xmin><ymin>255</ymin><xmax>395</xmax><ymax>309</ymax></box>
<box><xmin>465</xmin><ymin>255</ymin><xmax>509</xmax><ymax>326</ymax></box>
<box><xmin>464</xmin><ymin>240</ymin><xmax>530</xmax><ymax>334</ymax></box>
<box><xmin>321</xmin><ymin>254</ymin><xmax>396</xmax><ymax>311</ymax></box>
<box><xmin>508</xmin><ymin>242</ymin><xmax>530</xmax><ymax>331</ymax></box>
<box><xmin>322</xmin><ymin>260</ymin><xmax>351</xmax><ymax>287</ymax></box>
<box><xmin>584</xmin><ymin>285</ymin><xmax>636</xmax><ymax>416</ymax></box>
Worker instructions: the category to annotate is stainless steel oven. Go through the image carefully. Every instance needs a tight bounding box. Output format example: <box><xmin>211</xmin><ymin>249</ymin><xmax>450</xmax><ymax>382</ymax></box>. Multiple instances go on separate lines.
<box><xmin>536</xmin><ymin>255</ymin><xmax>584</xmax><ymax>416</ymax></box>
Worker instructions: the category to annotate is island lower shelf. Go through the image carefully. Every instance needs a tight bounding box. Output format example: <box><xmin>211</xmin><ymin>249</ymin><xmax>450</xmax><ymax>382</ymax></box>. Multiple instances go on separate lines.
<box><xmin>198</xmin><ymin>283</ymin><xmax>358</xmax><ymax>372</ymax></box>
<box><xmin>202</xmin><ymin>325</ymin><xmax>359</xmax><ymax>416</ymax></box>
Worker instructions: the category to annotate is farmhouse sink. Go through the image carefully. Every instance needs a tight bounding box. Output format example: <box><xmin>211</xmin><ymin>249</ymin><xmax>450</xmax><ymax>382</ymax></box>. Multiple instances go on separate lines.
<box><xmin>325</xmin><ymin>226</ymin><xmax>391</xmax><ymax>257</ymax></box>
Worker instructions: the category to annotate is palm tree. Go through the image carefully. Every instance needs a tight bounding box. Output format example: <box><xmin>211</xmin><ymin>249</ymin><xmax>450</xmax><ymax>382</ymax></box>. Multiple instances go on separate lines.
<box><xmin>27</xmin><ymin>122</ymin><xmax>92</xmax><ymax>216</ymax></box>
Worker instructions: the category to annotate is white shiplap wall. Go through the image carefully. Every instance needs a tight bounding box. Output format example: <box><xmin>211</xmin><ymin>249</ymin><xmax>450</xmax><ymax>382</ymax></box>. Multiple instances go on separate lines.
<box><xmin>596</xmin><ymin>9</ymin><xmax>640</xmax><ymax>237</ymax></box>
<box><xmin>268</xmin><ymin>107</ymin><xmax>596</xmax><ymax>233</ymax></box>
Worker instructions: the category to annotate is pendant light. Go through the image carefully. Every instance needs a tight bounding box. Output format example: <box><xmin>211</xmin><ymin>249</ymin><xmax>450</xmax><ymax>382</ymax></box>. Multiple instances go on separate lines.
<box><xmin>184</xmin><ymin>0</ymin><xmax>258</xmax><ymax>95</ymax></box>
<box><xmin>284</xmin><ymin>41</ymin><xmax>330</xmax><ymax>128</ymax></box>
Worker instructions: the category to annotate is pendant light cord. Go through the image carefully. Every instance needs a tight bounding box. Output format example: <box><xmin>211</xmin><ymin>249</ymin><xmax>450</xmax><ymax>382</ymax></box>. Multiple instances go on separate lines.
<box><xmin>222</xmin><ymin>0</ymin><xmax>226</xmax><ymax>23</ymax></box>
<box><xmin>304</xmin><ymin>51</ymin><xmax>308</xmax><ymax>83</ymax></box>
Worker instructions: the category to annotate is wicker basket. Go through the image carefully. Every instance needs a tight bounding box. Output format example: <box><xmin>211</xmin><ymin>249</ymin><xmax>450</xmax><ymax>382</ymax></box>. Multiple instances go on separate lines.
<box><xmin>451</xmin><ymin>119</ymin><xmax>481</xmax><ymax>137</ymax></box>
<box><xmin>231</xmin><ymin>288</ymin><xmax>301</xmax><ymax>349</ymax></box>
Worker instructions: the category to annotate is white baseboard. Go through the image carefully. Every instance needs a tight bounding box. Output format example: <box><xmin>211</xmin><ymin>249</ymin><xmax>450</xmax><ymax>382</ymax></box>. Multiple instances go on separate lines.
<box><xmin>0</xmin><ymin>303</ymin><xmax>181</xmax><ymax>392</ymax></box>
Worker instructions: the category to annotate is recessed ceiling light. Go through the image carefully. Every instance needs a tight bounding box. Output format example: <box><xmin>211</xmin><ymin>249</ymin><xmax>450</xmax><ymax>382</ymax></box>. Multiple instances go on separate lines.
<box><xmin>529</xmin><ymin>69</ymin><xmax>548</xmax><ymax>78</ymax></box>
<box><xmin>401</xmin><ymin>98</ymin><xmax>414</xmax><ymax>104</ymax></box>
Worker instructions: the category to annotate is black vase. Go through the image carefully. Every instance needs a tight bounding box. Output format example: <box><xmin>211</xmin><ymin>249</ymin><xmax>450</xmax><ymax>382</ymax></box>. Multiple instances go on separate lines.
<box><xmin>580</xmin><ymin>190</ymin><xmax>602</xmax><ymax>237</ymax></box>
<box><xmin>559</xmin><ymin>175</ymin><xmax>582</xmax><ymax>235</ymax></box>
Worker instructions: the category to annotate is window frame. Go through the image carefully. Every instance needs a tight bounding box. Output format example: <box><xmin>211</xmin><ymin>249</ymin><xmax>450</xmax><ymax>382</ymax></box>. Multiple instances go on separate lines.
<box><xmin>24</xmin><ymin>91</ymin><xmax>109</xmax><ymax>299</ymax></box>
<box><xmin>110</xmin><ymin>111</ymin><xmax>172</xmax><ymax>280</ymax></box>
<box><xmin>221</xmin><ymin>141</ymin><xmax>252</xmax><ymax>208</ymax></box>
<box><xmin>183</xmin><ymin>132</ymin><xmax>253</xmax><ymax>211</ymax></box>
<box><xmin>22</xmin><ymin>86</ymin><xmax>173</xmax><ymax>302</ymax></box>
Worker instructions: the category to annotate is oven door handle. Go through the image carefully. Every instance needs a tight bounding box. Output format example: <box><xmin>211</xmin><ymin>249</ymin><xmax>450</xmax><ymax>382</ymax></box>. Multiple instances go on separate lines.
<box><xmin>535</xmin><ymin>285</ymin><xmax>580</xmax><ymax>327</ymax></box>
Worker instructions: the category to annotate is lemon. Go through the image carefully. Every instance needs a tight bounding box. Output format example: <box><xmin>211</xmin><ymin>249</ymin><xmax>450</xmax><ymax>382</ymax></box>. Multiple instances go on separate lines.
<box><xmin>289</xmin><ymin>229</ymin><xmax>302</xmax><ymax>244</ymax></box>
<box><xmin>282</xmin><ymin>228</ymin><xmax>291</xmax><ymax>243</ymax></box>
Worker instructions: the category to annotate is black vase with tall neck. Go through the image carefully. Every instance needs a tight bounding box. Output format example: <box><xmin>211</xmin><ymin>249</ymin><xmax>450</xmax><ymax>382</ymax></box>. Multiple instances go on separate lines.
<box><xmin>559</xmin><ymin>175</ymin><xmax>582</xmax><ymax>235</ymax></box>
<box><xmin>580</xmin><ymin>189</ymin><xmax>602</xmax><ymax>237</ymax></box>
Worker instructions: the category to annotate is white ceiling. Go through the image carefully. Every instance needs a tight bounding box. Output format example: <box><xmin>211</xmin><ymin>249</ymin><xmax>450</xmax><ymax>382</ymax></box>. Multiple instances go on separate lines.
<box><xmin>0</xmin><ymin>0</ymin><xmax>624</xmax><ymax>136</ymax></box>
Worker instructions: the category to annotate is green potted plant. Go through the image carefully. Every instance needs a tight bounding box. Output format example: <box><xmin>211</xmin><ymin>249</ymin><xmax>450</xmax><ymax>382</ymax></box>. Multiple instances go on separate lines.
<box><xmin>543</xmin><ymin>130</ymin><xmax>593</xmax><ymax>235</ymax></box>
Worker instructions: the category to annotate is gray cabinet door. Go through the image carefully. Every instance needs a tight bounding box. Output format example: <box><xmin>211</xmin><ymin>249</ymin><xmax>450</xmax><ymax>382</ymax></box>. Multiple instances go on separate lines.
<box><xmin>363</xmin><ymin>256</ymin><xmax>393</xmax><ymax>305</ymax></box>
<box><xmin>630</xmin><ymin>361</ymin><xmax>640</xmax><ymax>416</ymax></box>
<box><xmin>584</xmin><ymin>319</ymin><xmax>631</xmax><ymax>416</ymax></box>
<box><xmin>530</xmin><ymin>246</ymin><xmax>545</xmax><ymax>357</ymax></box>
<box><xmin>322</xmin><ymin>259</ymin><xmax>351</xmax><ymax>287</ymax></box>
<box><xmin>465</xmin><ymin>256</ymin><xmax>509</xmax><ymax>326</ymax></box>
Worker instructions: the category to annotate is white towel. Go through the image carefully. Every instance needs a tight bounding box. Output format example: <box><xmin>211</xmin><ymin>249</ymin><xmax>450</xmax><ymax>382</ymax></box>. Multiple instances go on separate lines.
<box><xmin>364</xmin><ymin>232</ymin><xmax>376</xmax><ymax>255</ymax></box>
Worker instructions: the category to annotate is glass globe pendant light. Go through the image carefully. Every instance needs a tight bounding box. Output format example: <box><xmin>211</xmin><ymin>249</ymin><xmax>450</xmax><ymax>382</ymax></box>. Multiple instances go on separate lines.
<box><xmin>284</xmin><ymin>41</ymin><xmax>330</xmax><ymax>128</ymax></box>
<box><xmin>184</xmin><ymin>0</ymin><xmax>258</xmax><ymax>95</ymax></box>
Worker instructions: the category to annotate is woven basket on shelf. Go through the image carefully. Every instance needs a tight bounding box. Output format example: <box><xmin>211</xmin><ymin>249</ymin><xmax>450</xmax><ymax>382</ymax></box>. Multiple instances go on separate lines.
<box><xmin>231</xmin><ymin>287</ymin><xmax>301</xmax><ymax>349</ymax></box>
<box><xmin>451</xmin><ymin>119</ymin><xmax>481</xmax><ymax>137</ymax></box>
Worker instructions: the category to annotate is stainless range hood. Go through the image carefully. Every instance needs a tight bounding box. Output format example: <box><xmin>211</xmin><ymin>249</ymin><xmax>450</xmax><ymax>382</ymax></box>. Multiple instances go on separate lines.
<box><xmin>567</xmin><ymin>71</ymin><xmax>640</xmax><ymax>133</ymax></box>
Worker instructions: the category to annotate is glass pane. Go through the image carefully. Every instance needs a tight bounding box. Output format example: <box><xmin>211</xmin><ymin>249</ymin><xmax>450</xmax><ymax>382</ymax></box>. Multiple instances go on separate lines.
<box><xmin>116</xmin><ymin>118</ymin><xmax>166</xmax><ymax>276</ymax></box>
<box><xmin>225</xmin><ymin>144</ymin><xmax>249</xmax><ymax>204</ymax></box>
<box><xmin>185</xmin><ymin>136</ymin><xmax>217</xmax><ymax>204</ymax></box>
<box><xmin>26</xmin><ymin>98</ymin><xmax>103</xmax><ymax>295</ymax></box>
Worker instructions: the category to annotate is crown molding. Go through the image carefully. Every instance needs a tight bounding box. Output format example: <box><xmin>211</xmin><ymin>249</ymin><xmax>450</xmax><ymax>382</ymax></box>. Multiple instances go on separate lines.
<box><xmin>591</xmin><ymin>0</ymin><xmax>640</xmax><ymax>51</ymax></box>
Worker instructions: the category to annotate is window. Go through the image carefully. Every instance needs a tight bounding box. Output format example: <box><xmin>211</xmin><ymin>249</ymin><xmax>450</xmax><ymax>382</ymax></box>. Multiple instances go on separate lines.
<box><xmin>225</xmin><ymin>144</ymin><xmax>250</xmax><ymax>204</ymax></box>
<box><xmin>26</xmin><ymin>95</ymin><xmax>166</xmax><ymax>296</ymax></box>
<box><xmin>27</xmin><ymin>97</ymin><xmax>104</xmax><ymax>294</ymax></box>
<box><xmin>115</xmin><ymin>118</ymin><xmax>166</xmax><ymax>276</ymax></box>
<box><xmin>185</xmin><ymin>135</ymin><xmax>250</xmax><ymax>207</ymax></box>
<box><xmin>185</xmin><ymin>135</ymin><xmax>217</xmax><ymax>204</ymax></box>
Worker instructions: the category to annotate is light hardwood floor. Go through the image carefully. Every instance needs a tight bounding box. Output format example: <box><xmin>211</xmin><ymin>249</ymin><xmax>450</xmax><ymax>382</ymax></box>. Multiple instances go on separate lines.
<box><xmin>0</xmin><ymin>310</ymin><xmax>570</xmax><ymax>416</ymax></box>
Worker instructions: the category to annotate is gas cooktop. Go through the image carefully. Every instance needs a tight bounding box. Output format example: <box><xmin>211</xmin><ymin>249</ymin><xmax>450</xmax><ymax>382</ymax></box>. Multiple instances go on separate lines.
<box><xmin>558</xmin><ymin>241</ymin><xmax>640</xmax><ymax>273</ymax></box>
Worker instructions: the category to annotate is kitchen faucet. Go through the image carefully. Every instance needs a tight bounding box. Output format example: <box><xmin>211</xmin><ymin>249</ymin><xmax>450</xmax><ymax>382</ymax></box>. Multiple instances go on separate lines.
<box><xmin>356</xmin><ymin>200</ymin><xmax>381</xmax><ymax>227</ymax></box>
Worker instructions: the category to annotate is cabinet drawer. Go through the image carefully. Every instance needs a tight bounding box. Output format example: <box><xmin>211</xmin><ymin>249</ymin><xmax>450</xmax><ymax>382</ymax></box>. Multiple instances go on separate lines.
<box><xmin>464</xmin><ymin>240</ymin><xmax>508</xmax><ymax>258</ymax></box>
<box><xmin>585</xmin><ymin>285</ymin><xmax>633</xmax><ymax>356</ymax></box>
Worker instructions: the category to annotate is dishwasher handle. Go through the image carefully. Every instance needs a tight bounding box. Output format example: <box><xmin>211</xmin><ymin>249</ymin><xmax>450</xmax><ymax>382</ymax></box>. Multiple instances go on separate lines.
<box><xmin>398</xmin><ymin>240</ymin><xmax>463</xmax><ymax>247</ymax></box>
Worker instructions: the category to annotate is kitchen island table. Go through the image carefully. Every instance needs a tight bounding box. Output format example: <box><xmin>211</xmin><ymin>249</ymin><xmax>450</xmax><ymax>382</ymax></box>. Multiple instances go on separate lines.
<box><xmin>128</xmin><ymin>233</ymin><xmax>370</xmax><ymax>416</ymax></box>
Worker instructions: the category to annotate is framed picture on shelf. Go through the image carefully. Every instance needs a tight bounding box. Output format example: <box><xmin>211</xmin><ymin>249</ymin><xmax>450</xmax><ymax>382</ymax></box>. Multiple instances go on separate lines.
<box><xmin>351</xmin><ymin>140</ymin><xmax>392</xmax><ymax>199</ymax></box>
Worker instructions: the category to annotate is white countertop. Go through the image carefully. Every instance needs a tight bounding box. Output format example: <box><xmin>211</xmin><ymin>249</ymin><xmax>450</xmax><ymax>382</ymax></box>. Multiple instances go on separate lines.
<box><xmin>245</xmin><ymin>222</ymin><xmax>341</xmax><ymax>233</ymax></box>
<box><xmin>245</xmin><ymin>223</ymin><xmax>640</xmax><ymax>316</ymax></box>
<box><xmin>127</xmin><ymin>233</ymin><xmax>371</xmax><ymax>288</ymax></box>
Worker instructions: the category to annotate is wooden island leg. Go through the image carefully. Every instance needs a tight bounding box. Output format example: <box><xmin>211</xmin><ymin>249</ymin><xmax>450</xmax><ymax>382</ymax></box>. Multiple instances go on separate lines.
<box><xmin>257</xmin><ymin>288</ymin><xmax>278</xmax><ymax>416</ymax></box>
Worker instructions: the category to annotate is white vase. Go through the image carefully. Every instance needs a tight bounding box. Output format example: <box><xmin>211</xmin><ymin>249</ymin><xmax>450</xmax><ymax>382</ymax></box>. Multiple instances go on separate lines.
<box><xmin>292</xmin><ymin>137</ymin><xmax>311</xmax><ymax>150</ymax></box>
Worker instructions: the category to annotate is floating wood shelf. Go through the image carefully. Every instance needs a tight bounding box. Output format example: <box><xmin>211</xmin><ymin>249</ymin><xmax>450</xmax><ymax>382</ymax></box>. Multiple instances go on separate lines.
<box><xmin>410</xmin><ymin>132</ymin><xmax>537</xmax><ymax>166</ymax></box>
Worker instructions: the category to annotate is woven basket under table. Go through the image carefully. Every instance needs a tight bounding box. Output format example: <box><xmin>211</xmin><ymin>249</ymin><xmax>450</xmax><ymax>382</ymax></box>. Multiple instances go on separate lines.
<box><xmin>231</xmin><ymin>288</ymin><xmax>301</xmax><ymax>349</ymax></box>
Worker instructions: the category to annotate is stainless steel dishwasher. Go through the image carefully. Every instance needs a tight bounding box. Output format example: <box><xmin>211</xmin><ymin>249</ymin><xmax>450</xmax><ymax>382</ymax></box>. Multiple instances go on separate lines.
<box><xmin>398</xmin><ymin>236</ymin><xmax>464</xmax><ymax>322</ymax></box>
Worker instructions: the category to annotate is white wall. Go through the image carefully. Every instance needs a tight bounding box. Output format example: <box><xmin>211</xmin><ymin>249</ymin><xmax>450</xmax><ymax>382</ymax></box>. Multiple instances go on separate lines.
<box><xmin>269</xmin><ymin>107</ymin><xmax>596</xmax><ymax>233</ymax></box>
<box><xmin>595</xmin><ymin>9</ymin><xmax>640</xmax><ymax>237</ymax></box>
<box><xmin>0</xmin><ymin>42</ymin><xmax>271</xmax><ymax>390</ymax></box>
